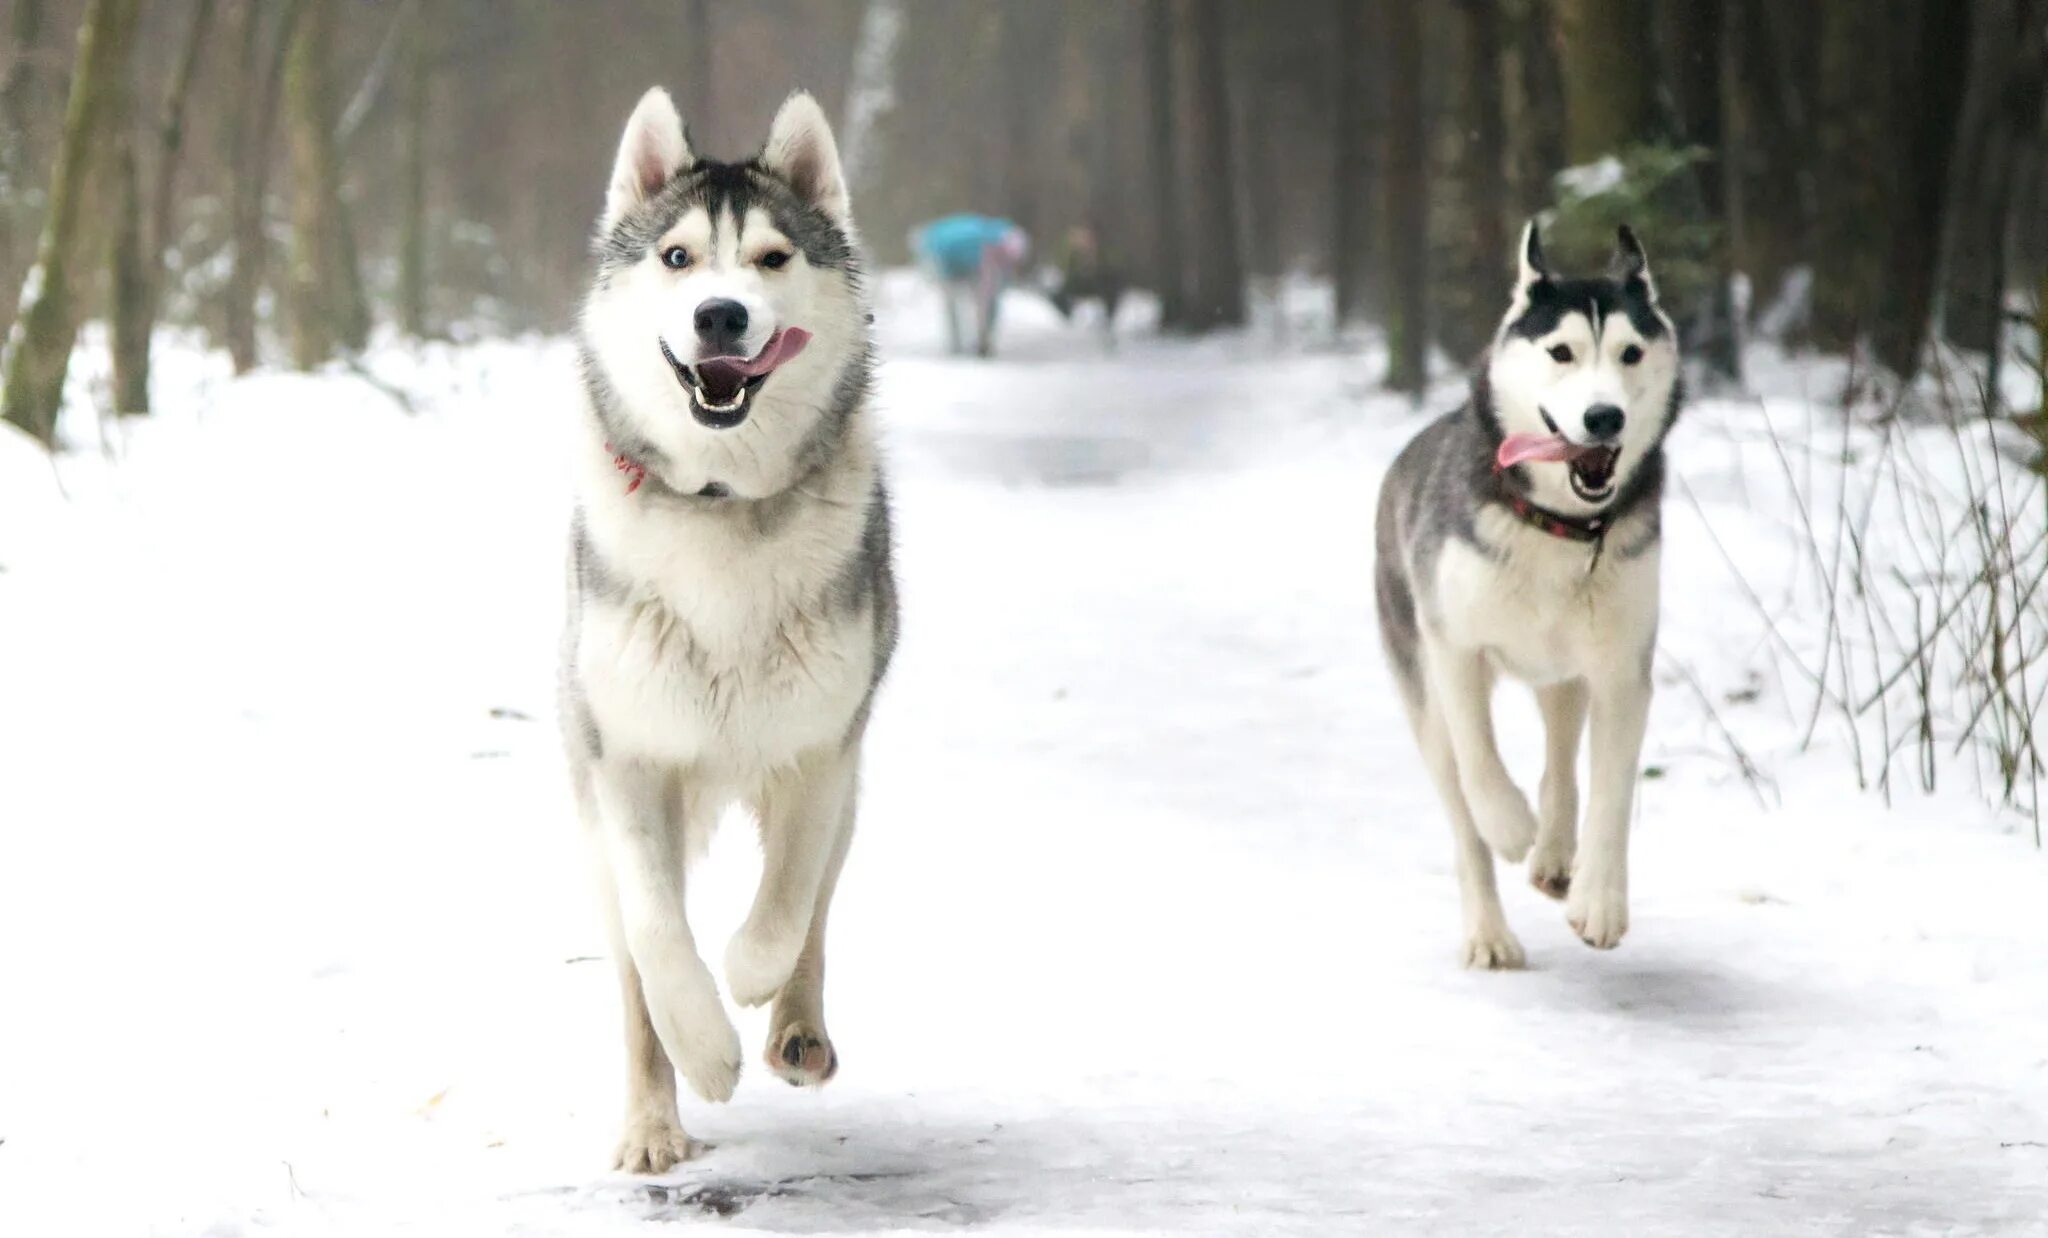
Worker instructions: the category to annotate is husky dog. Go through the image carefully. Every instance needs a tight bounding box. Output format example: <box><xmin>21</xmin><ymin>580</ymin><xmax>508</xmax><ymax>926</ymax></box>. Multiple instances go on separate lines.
<box><xmin>1374</xmin><ymin>222</ymin><xmax>1680</xmax><ymax>968</ymax></box>
<box><xmin>562</xmin><ymin>87</ymin><xmax>895</xmax><ymax>1171</ymax></box>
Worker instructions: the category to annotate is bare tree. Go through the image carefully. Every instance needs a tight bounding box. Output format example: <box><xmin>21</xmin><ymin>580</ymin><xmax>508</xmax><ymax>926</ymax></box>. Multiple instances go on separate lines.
<box><xmin>110</xmin><ymin>0</ymin><xmax>216</xmax><ymax>416</ymax></box>
<box><xmin>1144</xmin><ymin>0</ymin><xmax>1186</xmax><ymax>328</ymax></box>
<box><xmin>1329</xmin><ymin>0</ymin><xmax>1367</xmax><ymax>330</ymax></box>
<box><xmin>0</xmin><ymin>0</ymin><xmax>143</xmax><ymax>448</ymax></box>
<box><xmin>282</xmin><ymin>0</ymin><xmax>370</xmax><ymax>368</ymax></box>
<box><xmin>222</xmin><ymin>0</ymin><xmax>305</xmax><ymax>374</ymax></box>
<box><xmin>397</xmin><ymin>0</ymin><xmax>432</xmax><ymax>338</ymax></box>
<box><xmin>1811</xmin><ymin>0</ymin><xmax>1888</xmax><ymax>353</ymax></box>
<box><xmin>1870</xmin><ymin>0</ymin><xmax>1973</xmax><ymax>377</ymax></box>
<box><xmin>1382</xmin><ymin>0</ymin><xmax>1428</xmax><ymax>397</ymax></box>
<box><xmin>1941</xmin><ymin>0</ymin><xmax>2048</xmax><ymax>356</ymax></box>
<box><xmin>1</xmin><ymin>0</ymin><xmax>53</xmax><ymax>327</ymax></box>
<box><xmin>1175</xmin><ymin>0</ymin><xmax>1245</xmax><ymax>331</ymax></box>
<box><xmin>1552</xmin><ymin>0</ymin><xmax>1657</xmax><ymax>163</ymax></box>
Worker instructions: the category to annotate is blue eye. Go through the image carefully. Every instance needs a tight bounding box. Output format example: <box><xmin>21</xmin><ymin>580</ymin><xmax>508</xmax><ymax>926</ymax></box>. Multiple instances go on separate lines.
<box><xmin>661</xmin><ymin>246</ymin><xmax>690</xmax><ymax>269</ymax></box>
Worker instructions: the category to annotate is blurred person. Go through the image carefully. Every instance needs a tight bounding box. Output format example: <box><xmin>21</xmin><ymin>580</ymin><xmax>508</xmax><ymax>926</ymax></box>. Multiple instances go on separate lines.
<box><xmin>908</xmin><ymin>212</ymin><xmax>1030</xmax><ymax>357</ymax></box>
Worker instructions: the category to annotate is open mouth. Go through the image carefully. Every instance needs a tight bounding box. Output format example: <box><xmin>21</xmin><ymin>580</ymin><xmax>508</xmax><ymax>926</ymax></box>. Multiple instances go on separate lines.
<box><xmin>1566</xmin><ymin>447</ymin><xmax>1619</xmax><ymax>501</ymax></box>
<box><xmin>1495</xmin><ymin>409</ymin><xmax>1621</xmax><ymax>503</ymax></box>
<box><xmin>659</xmin><ymin>327</ymin><xmax>812</xmax><ymax>429</ymax></box>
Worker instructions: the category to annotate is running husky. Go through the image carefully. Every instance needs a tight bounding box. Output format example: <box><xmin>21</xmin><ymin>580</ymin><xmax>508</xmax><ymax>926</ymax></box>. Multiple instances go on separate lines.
<box><xmin>1374</xmin><ymin>222</ymin><xmax>1679</xmax><ymax>968</ymax></box>
<box><xmin>562</xmin><ymin>87</ymin><xmax>896</xmax><ymax>1171</ymax></box>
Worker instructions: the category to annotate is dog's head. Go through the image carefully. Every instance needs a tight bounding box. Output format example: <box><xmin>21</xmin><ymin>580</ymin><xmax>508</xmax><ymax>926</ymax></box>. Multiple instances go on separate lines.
<box><xmin>581</xmin><ymin>88</ymin><xmax>867</xmax><ymax>497</ymax></box>
<box><xmin>1484</xmin><ymin>222</ymin><xmax>1680</xmax><ymax>512</ymax></box>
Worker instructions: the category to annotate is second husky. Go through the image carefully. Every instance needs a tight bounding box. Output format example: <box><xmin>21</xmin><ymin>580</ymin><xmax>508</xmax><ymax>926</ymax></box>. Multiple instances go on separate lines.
<box><xmin>1374</xmin><ymin>222</ymin><xmax>1680</xmax><ymax>968</ymax></box>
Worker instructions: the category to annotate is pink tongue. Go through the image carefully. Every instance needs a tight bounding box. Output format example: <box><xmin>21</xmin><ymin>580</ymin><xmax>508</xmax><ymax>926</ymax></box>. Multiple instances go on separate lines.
<box><xmin>1496</xmin><ymin>432</ymin><xmax>1585</xmax><ymax>468</ymax></box>
<box><xmin>702</xmin><ymin>327</ymin><xmax>812</xmax><ymax>378</ymax></box>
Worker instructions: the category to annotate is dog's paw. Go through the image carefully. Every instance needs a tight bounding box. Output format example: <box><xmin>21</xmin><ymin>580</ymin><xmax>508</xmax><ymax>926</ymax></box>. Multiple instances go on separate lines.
<box><xmin>1461</xmin><ymin>923</ymin><xmax>1527</xmax><ymax>970</ymax></box>
<box><xmin>650</xmin><ymin>992</ymin><xmax>744</xmax><ymax>1103</ymax></box>
<box><xmin>1466</xmin><ymin>781</ymin><xmax>1538</xmax><ymax>863</ymax></box>
<box><xmin>764</xmin><ymin>1020</ymin><xmax>839</xmax><ymax>1088</ymax></box>
<box><xmin>1527</xmin><ymin>847</ymin><xmax>1572</xmax><ymax>901</ymax></box>
<box><xmin>1566</xmin><ymin>883</ymin><xmax>1629</xmax><ymax>949</ymax></box>
<box><xmin>676</xmin><ymin>1020</ymin><xmax>744</xmax><ymax>1103</ymax></box>
<box><xmin>724</xmin><ymin>922</ymin><xmax>804</xmax><ymax>1010</ymax></box>
<box><xmin>612</xmin><ymin>1115</ymin><xmax>706</xmax><ymax>1174</ymax></box>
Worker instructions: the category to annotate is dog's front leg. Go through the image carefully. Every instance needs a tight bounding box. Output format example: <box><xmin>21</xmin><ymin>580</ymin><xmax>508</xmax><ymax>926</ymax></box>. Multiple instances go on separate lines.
<box><xmin>596</xmin><ymin>761</ymin><xmax>742</xmax><ymax>1105</ymax></box>
<box><xmin>1566</xmin><ymin>665</ymin><xmax>1652</xmax><ymax>948</ymax></box>
<box><xmin>1422</xmin><ymin>636</ymin><xmax>1537</xmax><ymax>862</ymax></box>
<box><xmin>726</xmin><ymin>743</ymin><xmax>856</xmax><ymax>1009</ymax></box>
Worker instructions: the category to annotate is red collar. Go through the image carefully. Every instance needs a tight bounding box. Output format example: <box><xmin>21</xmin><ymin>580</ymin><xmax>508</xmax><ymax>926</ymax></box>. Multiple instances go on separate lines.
<box><xmin>1500</xmin><ymin>489</ymin><xmax>1608</xmax><ymax>544</ymax></box>
<box><xmin>604</xmin><ymin>442</ymin><xmax>647</xmax><ymax>495</ymax></box>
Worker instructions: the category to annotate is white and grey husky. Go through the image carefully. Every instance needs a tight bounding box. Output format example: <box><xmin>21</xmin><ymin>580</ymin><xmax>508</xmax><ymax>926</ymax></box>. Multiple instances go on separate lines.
<box><xmin>1374</xmin><ymin>222</ymin><xmax>1680</xmax><ymax>969</ymax></box>
<box><xmin>561</xmin><ymin>87</ymin><xmax>896</xmax><ymax>1171</ymax></box>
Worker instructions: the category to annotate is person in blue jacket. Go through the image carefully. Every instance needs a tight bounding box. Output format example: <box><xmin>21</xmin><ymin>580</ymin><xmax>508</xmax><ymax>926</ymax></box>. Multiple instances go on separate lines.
<box><xmin>908</xmin><ymin>213</ymin><xmax>1030</xmax><ymax>357</ymax></box>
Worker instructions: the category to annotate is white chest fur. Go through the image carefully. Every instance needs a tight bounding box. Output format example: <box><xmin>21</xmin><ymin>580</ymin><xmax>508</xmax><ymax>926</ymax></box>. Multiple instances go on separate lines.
<box><xmin>1428</xmin><ymin>506</ymin><xmax>1660</xmax><ymax>685</ymax></box>
<box><xmin>573</xmin><ymin>450</ymin><xmax>879</xmax><ymax>777</ymax></box>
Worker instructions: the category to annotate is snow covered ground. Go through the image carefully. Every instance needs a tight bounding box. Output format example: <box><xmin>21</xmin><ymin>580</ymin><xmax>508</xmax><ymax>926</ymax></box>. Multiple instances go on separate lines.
<box><xmin>2</xmin><ymin>278</ymin><xmax>2045</xmax><ymax>1236</ymax></box>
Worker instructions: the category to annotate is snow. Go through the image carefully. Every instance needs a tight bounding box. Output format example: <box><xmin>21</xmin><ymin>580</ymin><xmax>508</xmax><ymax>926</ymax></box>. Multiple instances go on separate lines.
<box><xmin>2</xmin><ymin>275</ymin><xmax>2045</xmax><ymax>1236</ymax></box>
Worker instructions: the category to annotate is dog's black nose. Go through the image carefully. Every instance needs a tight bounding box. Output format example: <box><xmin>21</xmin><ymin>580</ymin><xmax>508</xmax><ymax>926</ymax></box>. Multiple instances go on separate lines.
<box><xmin>1583</xmin><ymin>404</ymin><xmax>1625</xmax><ymax>440</ymax></box>
<box><xmin>693</xmin><ymin>298</ymin><xmax>749</xmax><ymax>352</ymax></box>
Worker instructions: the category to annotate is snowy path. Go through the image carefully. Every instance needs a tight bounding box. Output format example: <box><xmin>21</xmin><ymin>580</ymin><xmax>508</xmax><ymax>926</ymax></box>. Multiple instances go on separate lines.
<box><xmin>2</xmin><ymin>290</ymin><xmax>2046</xmax><ymax>1235</ymax></box>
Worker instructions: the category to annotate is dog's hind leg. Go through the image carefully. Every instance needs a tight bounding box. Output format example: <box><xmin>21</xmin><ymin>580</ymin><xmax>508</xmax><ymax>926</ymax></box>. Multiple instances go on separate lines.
<box><xmin>725</xmin><ymin>743</ymin><xmax>857</xmax><ymax>1010</ymax></box>
<box><xmin>763</xmin><ymin>784</ymin><xmax>856</xmax><ymax>1087</ymax></box>
<box><xmin>1405</xmin><ymin>694</ymin><xmax>1525</xmax><ymax>970</ymax></box>
<box><xmin>1420</xmin><ymin>637</ymin><xmax>1538</xmax><ymax>863</ymax></box>
<box><xmin>1528</xmin><ymin>679</ymin><xmax>1588</xmax><ymax>900</ymax></box>
<box><xmin>595</xmin><ymin>762</ymin><xmax>742</xmax><ymax>1107</ymax></box>
<box><xmin>1566</xmin><ymin>667</ymin><xmax>1652</xmax><ymax>949</ymax></box>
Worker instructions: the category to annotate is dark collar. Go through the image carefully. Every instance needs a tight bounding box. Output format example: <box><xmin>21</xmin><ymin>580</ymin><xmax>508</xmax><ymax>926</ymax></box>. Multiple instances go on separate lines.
<box><xmin>1495</xmin><ymin>479</ymin><xmax>1610</xmax><ymax>544</ymax></box>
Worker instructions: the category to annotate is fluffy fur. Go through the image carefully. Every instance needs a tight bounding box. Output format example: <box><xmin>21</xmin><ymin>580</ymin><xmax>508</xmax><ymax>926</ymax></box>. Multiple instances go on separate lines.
<box><xmin>561</xmin><ymin>87</ymin><xmax>896</xmax><ymax>1172</ymax></box>
<box><xmin>1374</xmin><ymin>222</ymin><xmax>1680</xmax><ymax>968</ymax></box>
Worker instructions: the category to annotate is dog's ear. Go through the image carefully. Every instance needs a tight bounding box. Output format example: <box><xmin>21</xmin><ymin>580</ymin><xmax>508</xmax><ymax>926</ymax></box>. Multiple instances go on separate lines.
<box><xmin>762</xmin><ymin>91</ymin><xmax>850</xmax><ymax>222</ymax></box>
<box><xmin>1610</xmin><ymin>225</ymin><xmax>1658</xmax><ymax>300</ymax></box>
<box><xmin>606</xmin><ymin>87</ymin><xmax>693</xmax><ymax>227</ymax></box>
<box><xmin>1515</xmin><ymin>219</ymin><xmax>1550</xmax><ymax>293</ymax></box>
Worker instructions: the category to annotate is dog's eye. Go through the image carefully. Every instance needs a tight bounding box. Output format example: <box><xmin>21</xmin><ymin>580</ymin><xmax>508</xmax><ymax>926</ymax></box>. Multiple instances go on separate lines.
<box><xmin>661</xmin><ymin>246</ymin><xmax>690</xmax><ymax>270</ymax></box>
<box><xmin>1548</xmin><ymin>344</ymin><xmax>1574</xmax><ymax>363</ymax></box>
<box><xmin>1620</xmin><ymin>344</ymin><xmax>1644</xmax><ymax>365</ymax></box>
<box><xmin>759</xmin><ymin>250</ymin><xmax>792</xmax><ymax>271</ymax></box>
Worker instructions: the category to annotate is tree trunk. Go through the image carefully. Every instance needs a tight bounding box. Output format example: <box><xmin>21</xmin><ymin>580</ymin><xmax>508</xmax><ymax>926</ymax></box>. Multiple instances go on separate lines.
<box><xmin>0</xmin><ymin>0</ymin><xmax>142</xmax><ymax>448</ymax></box>
<box><xmin>223</xmin><ymin>0</ymin><xmax>304</xmax><ymax>374</ymax></box>
<box><xmin>1552</xmin><ymin>0</ymin><xmax>1658</xmax><ymax>163</ymax></box>
<box><xmin>1870</xmin><ymin>0</ymin><xmax>1973</xmax><ymax>377</ymax></box>
<box><xmin>1330</xmin><ymin>0</ymin><xmax>1367</xmax><ymax>330</ymax></box>
<box><xmin>1144</xmin><ymin>0</ymin><xmax>1186</xmax><ymax>328</ymax></box>
<box><xmin>1441</xmin><ymin>0</ymin><xmax>1508</xmax><ymax>361</ymax></box>
<box><xmin>1942</xmin><ymin>0</ymin><xmax>2048</xmax><ymax>354</ymax></box>
<box><xmin>283</xmin><ymin>0</ymin><xmax>370</xmax><ymax>369</ymax></box>
<box><xmin>1383</xmin><ymin>0</ymin><xmax>1429</xmax><ymax>397</ymax></box>
<box><xmin>109</xmin><ymin>89</ymin><xmax>149</xmax><ymax>416</ymax></box>
<box><xmin>109</xmin><ymin>0</ymin><xmax>215</xmax><ymax>416</ymax></box>
<box><xmin>1810</xmin><ymin>0</ymin><xmax>1890</xmax><ymax>353</ymax></box>
<box><xmin>1175</xmin><ymin>0</ymin><xmax>1244</xmax><ymax>332</ymax></box>
<box><xmin>1</xmin><ymin>0</ymin><xmax>52</xmax><ymax>328</ymax></box>
<box><xmin>837</xmin><ymin>0</ymin><xmax>903</xmax><ymax>195</ymax></box>
<box><xmin>397</xmin><ymin>0</ymin><xmax>431</xmax><ymax>337</ymax></box>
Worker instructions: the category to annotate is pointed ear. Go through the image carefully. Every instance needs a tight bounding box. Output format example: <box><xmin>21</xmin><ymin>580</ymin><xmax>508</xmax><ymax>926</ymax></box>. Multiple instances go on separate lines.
<box><xmin>1515</xmin><ymin>219</ymin><xmax>1550</xmax><ymax>293</ymax></box>
<box><xmin>1610</xmin><ymin>224</ymin><xmax>1657</xmax><ymax>299</ymax></box>
<box><xmin>761</xmin><ymin>91</ymin><xmax>850</xmax><ymax>221</ymax></box>
<box><xmin>606</xmin><ymin>87</ymin><xmax>692</xmax><ymax>226</ymax></box>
